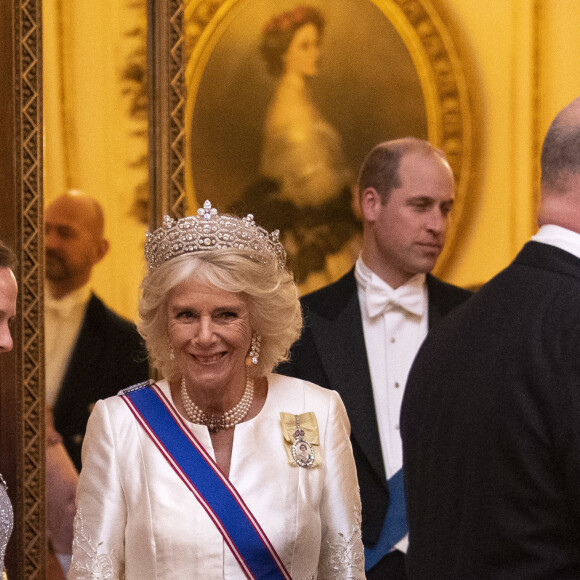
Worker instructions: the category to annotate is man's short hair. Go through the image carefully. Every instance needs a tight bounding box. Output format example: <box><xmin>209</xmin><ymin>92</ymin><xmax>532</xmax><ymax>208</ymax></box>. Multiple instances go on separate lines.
<box><xmin>541</xmin><ymin>122</ymin><xmax>580</xmax><ymax>193</ymax></box>
<box><xmin>357</xmin><ymin>137</ymin><xmax>448</xmax><ymax>204</ymax></box>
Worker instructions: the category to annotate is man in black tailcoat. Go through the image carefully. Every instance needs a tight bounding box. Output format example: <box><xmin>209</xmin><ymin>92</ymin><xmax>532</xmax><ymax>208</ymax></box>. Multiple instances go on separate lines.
<box><xmin>401</xmin><ymin>96</ymin><xmax>580</xmax><ymax>578</ymax></box>
<box><xmin>45</xmin><ymin>192</ymin><xmax>149</xmax><ymax>472</ymax></box>
<box><xmin>278</xmin><ymin>138</ymin><xmax>472</xmax><ymax>578</ymax></box>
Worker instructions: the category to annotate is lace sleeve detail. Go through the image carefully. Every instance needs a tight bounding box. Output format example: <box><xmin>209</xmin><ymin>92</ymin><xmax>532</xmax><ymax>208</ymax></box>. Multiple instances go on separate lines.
<box><xmin>318</xmin><ymin>505</ymin><xmax>364</xmax><ymax>579</ymax></box>
<box><xmin>70</xmin><ymin>508</ymin><xmax>121</xmax><ymax>580</ymax></box>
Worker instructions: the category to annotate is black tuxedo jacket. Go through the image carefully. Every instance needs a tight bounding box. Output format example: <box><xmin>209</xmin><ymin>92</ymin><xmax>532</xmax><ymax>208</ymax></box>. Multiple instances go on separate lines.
<box><xmin>401</xmin><ymin>242</ymin><xmax>580</xmax><ymax>578</ymax></box>
<box><xmin>52</xmin><ymin>294</ymin><xmax>150</xmax><ymax>471</ymax></box>
<box><xmin>277</xmin><ymin>268</ymin><xmax>472</xmax><ymax>548</ymax></box>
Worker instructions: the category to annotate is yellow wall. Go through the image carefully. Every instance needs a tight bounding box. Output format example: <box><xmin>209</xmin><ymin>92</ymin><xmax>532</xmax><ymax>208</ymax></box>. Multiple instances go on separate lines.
<box><xmin>43</xmin><ymin>0</ymin><xmax>148</xmax><ymax>322</ymax></box>
<box><xmin>437</xmin><ymin>0</ymin><xmax>580</xmax><ymax>289</ymax></box>
<box><xmin>44</xmin><ymin>0</ymin><xmax>580</xmax><ymax>317</ymax></box>
<box><xmin>540</xmin><ymin>1</ymin><xmax>580</xmax><ymax>126</ymax></box>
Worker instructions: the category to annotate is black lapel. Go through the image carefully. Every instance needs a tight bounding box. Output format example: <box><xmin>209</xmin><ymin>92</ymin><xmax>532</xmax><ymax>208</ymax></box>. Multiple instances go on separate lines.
<box><xmin>427</xmin><ymin>274</ymin><xmax>446</xmax><ymax>329</ymax></box>
<box><xmin>55</xmin><ymin>294</ymin><xmax>105</xmax><ymax>409</ymax></box>
<box><xmin>307</xmin><ymin>272</ymin><xmax>387</xmax><ymax>486</ymax></box>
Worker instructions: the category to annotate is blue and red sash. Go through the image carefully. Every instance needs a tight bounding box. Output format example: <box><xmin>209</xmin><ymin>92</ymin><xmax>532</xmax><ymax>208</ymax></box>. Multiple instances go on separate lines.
<box><xmin>121</xmin><ymin>382</ymin><xmax>291</xmax><ymax>580</ymax></box>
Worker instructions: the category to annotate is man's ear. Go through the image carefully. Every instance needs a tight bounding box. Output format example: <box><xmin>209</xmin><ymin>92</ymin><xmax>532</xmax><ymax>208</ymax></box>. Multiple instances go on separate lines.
<box><xmin>360</xmin><ymin>187</ymin><xmax>382</xmax><ymax>222</ymax></box>
<box><xmin>93</xmin><ymin>238</ymin><xmax>110</xmax><ymax>265</ymax></box>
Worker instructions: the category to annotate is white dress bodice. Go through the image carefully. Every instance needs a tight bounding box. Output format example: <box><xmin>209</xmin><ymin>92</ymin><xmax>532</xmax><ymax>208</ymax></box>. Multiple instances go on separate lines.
<box><xmin>69</xmin><ymin>374</ymin><xmax>364</xmax><ymax>579</ymax></box>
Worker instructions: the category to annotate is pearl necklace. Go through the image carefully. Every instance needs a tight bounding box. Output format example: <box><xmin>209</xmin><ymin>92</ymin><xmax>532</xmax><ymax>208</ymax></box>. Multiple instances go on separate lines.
<box><xmin>180</xmin><ymin>376</ymin><xmax>254</xmax><ymax>433</ymax></box>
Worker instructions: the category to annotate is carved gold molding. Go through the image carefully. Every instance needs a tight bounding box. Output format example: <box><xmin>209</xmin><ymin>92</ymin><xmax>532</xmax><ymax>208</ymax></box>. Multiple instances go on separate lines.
<box><xmin>150</xmin><ymin>0</ymin><xmax>187</xmax><ymax>224</ymax></box>
<box><xmin>14</xmin><ymin>0</ymin><xmax>45</xmax><ymax>576</ymax></box>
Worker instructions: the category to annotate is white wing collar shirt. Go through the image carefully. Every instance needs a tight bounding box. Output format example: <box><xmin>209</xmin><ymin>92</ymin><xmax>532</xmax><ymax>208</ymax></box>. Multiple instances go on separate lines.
<box><xmin>355</xmin><ymin>257</ymin><xmax>428</xmax><ymax>552</ymax></box>
<box><xmin>532</xmin><ymin>224</ymin><xmax>580</xmax><ymax>259</ymax></box>
<box><xmin>45</xmin><ymin>285</ymin><xmax>92</xmax><ymax>408</ymax></box>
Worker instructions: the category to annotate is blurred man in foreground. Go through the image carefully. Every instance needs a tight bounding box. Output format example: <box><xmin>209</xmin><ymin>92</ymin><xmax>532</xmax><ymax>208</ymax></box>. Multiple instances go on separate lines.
<box><xmin>402</xmin><ymin>96</ymin><xmax>580</xmax><ymax>578</ymax></box>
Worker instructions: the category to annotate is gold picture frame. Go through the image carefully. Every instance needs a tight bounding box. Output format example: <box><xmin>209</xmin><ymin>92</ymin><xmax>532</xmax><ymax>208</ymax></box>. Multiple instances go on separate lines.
<box><xmin>183</xmin><ymin>0</ymin><xmax>478</xmax><ymax>279</ymax></box>
<box><xmin>149</xmin><ymin>0</ymin><xmax>188</xmax><ymax>226</ymax></box>
<box><xmin>2</xmin><ymin>0</ymin><xmax>45</xmax><ymax>577</ymax></box>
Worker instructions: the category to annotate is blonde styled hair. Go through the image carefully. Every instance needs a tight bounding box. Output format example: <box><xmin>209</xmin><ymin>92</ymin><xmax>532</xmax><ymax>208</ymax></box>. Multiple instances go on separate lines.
<box><xmin>138</xmin><ymin>249</ymin><xmax>302</xmax><ymax>379</ymax></box>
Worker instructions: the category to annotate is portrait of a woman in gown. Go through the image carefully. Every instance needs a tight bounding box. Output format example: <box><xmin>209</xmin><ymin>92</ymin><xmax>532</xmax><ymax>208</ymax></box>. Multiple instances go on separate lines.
<box><xmin>230</xmin><ymin>5</ymin><xmax>362</xmax><ymax>292</ymax></box>
<box><xmin>260</xmin><ymin>6</ymin><xmax>351</xmax><ymax>208</ymax></box>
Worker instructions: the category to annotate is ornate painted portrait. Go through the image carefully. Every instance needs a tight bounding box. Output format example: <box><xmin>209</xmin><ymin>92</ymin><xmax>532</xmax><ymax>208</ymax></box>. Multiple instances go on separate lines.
<box><xmin>185</xmin><ymin>0</ymin><xmax>475</xmax><ymax>292</ymax></box>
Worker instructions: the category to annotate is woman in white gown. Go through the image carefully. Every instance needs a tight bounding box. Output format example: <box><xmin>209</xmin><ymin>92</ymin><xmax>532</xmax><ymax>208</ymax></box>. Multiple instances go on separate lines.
<box><xmin>69</xmin><ymin>201</ymin><xmax>365</xmax><ymax>579</ymax></box>
<box><xmin>232</xmin><ymin>6</ymin><xmax>361</xmax><ymax>292</ymax></box>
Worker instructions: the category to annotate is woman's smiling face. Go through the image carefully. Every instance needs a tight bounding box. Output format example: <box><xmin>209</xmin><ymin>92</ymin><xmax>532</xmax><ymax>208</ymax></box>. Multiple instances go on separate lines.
<box><xmin>167</xmin><ymin>279</ymin><xmax>252</xmax><ymax>401</ymax></box>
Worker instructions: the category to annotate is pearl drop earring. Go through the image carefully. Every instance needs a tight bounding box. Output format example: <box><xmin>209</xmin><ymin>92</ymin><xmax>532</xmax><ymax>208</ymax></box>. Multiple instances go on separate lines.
<box><xmin>248</xmin><ymin>333</ymin><xmax>261</xmax><ymax>365</ymax></box>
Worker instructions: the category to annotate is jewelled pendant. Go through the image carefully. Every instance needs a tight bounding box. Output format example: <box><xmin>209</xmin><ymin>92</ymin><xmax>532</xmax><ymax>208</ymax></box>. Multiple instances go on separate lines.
<box><xmin>292</xmin><ymin>415</ymin><xmax>314</xmax><ymax>468</ymax></box>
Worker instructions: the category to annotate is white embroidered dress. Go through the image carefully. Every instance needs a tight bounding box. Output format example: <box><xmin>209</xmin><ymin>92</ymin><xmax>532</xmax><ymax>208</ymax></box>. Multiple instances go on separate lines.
<box><xmin>69</xmin><ymin>374</ymin><xmax>364</xmax><ymax>579</ymax></box>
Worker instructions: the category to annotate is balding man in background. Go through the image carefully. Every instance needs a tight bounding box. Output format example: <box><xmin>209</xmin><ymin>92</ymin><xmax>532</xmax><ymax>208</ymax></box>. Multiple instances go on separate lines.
<box><xmin>401</xmin><ymin>96</ymin><xmax>580</xmax><ymax>578</ymax></box>
<box><xmin>45</xmin><ymin>191</ymin><xmax>149</xmax><ymax>471</ymax></box>
<box><xmin>44</xmin><ymin>192</ymin><xmax>149</xmax><ymax>576</ymax></box>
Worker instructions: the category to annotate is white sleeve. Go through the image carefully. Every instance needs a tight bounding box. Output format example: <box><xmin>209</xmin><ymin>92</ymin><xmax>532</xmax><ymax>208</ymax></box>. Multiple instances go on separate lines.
<box><xmin>69</xmin><ymin>399</ymin><xmax>126</xmax><ymax>579</ymax></box>
<box><xmin>318</xmin><ymin>390</ymin><xmax>366</xmax><ymax>579</ymax></box>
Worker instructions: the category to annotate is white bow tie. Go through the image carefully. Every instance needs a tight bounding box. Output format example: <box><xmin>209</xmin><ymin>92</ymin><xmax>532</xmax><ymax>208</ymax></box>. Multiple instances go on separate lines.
<box><xmin>365</xmin><ymin>279</ymin><xmax>425</xmax><ymax>318</ymax></box>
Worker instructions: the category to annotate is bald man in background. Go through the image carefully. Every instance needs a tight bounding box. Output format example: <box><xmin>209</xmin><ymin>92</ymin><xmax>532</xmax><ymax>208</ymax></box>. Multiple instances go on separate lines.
<box><xmin>45</xmin><ymin>191</ymin><xmax>150</xmax><ymax>471</ymax></box>
<box><xmin>44</xmin><ymin>192</ymin><xmax>149</xmax><ymax>576</ymax></box>
<box><xmin>401</xmin><ymin>95</ymin><xmax>580</xmax><ymax>578</ymax></box>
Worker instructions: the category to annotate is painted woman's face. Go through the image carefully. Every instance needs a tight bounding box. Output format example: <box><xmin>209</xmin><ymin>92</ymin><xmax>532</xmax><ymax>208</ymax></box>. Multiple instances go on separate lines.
<box><xmin>283</xmin><ymin>23</ymin><xmax>320</xmax><ymax>78</ymax></box>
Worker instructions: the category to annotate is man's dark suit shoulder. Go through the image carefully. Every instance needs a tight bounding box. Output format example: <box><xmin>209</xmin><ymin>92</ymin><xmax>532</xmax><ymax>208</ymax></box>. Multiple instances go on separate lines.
<box><xmin>53</xmin><ymin>293</ymin><xmax>149</xmax><ymax>470</ymax></box>
<box><xmin>401</xmin><ymin>242</ymin><xmax>580</xmax><ymax>578</ymax></box>
<box><xmin>79</xmin><ymin>294</ymin><xmax>149</xmax><ymax>379</ymax></box>
<box><xmin>89</xmin><ymin>294</ymin><xmax>140</xmax><ymax>334</ymax></box>
<box><xmin>276</xmin><ymin>270</ymin><xmax>359</xmax><ymax>380</ymax></box>
<box><xmin>300</xmin><ymin>269</ymin><xmax>358</xmax><ymax>319</ymax></box>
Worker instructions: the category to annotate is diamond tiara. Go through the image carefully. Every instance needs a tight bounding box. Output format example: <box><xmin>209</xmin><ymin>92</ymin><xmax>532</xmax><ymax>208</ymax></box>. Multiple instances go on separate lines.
<box><xmin>144</xmin><ymin>200</ymin><xmax>287</xmax><ymax>271</ymax></box>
